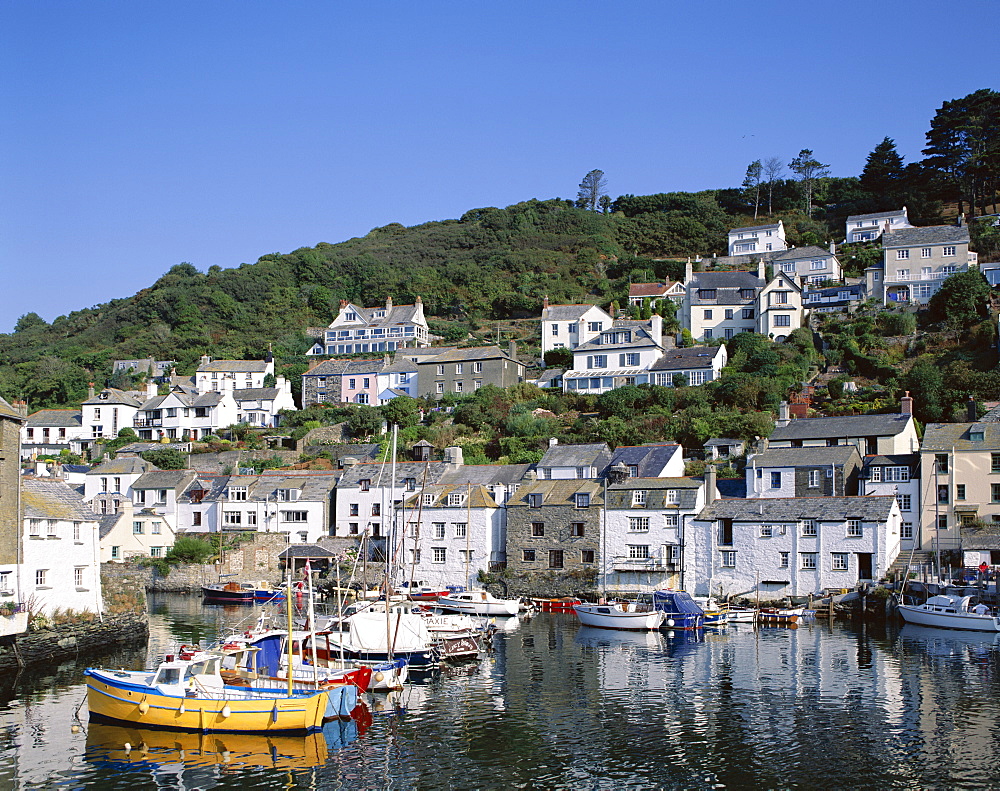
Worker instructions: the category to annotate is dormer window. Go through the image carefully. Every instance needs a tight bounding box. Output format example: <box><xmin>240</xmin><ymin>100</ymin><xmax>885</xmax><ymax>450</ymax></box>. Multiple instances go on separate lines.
<box><xmin>228</xmin><ymin>486</ymin><xmax>247</xmax><ymax>501</ymax></box>
<box><xmin>528</xmin><ymin>493</ymin><xmax>543</xmax><ymax>508</ymax></box>
<box><xmin>575</xmin><ymin>493</ymin><xmax>590</xmax><ymax>509</ymax></box>
<box><xmin>970</xmin><ymin>425</ymin><xmax>986</xmax><ymax>442</ymax></box>
<box><xmin>447</xmin><ymin>492</ymin><xmax>465</xmax><ymax>507</ymax></box>
<box><xmin>373</xmin><ymin>310</ymin><xmax>385</xmax><ymax>318</ymax></box>
<box><xmin>632</xmin><ymin>490</ymin><xmax>647</xmax><ymax>507</ymax></box>
<box><xmin>360</xmin><ymin>479</ymin><xmax>371</xmax><ymax>492</ymax></box>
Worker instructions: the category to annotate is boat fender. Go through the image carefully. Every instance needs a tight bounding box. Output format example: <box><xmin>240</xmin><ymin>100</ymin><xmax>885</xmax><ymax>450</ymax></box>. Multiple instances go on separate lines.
<box><xmin>138</xmin><ymin>700</ymin><xmax>149</xmax><ymax>715</ymax></box>
<box><xmin>374</xmin><ymin>672</ymin><xmax>385</xmax><ymax>683</ymax></box>
<box><xmin>666</xmin><ymin>619</ymin><xmax>675</xmax><ymax>627</ymax></box>
<box><xmin>221</xmin><ymin>704</ymin><xmax>231</xmax><ymax>719</ymax></box>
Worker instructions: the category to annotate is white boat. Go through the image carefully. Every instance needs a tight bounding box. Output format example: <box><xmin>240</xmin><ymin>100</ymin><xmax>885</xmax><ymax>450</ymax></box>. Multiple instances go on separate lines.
<box><xmin>436</xmin><ymin>589</ymin><xmax>520</xmax><ymax>616</ymax></box>
<box><xmin>573</xmin><ymin>602</ymin><xmax>665</xmax><ymax>631</ymax></box>
<box><xmin>897</xmin><ymin>594</ymin><xmax>1000</xmax><ymax>632</ymax></box>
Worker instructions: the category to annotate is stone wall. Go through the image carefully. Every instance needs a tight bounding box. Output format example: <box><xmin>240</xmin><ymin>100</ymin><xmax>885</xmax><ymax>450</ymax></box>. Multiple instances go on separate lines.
<box><xmin>0</xmin><ymin>611</ymin><xmax>148</xmax><ymax>671</ymax></box>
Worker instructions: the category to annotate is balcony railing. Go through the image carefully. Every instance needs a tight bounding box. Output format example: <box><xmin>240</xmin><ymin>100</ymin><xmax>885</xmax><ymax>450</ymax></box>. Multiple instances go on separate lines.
<box><xmin>888</xmin><ymin>270</ymin><xmax>961</xmax><ymax>283</ymax></box>
<box><xmin>612</xmin><ymin>556</ymin><xmax>675</xmax><ymax>572</ymax></box>
<box><xmin>133</xmin><ymin>419</ymin><xmax>162</xmax><ymax>427</ymax></box>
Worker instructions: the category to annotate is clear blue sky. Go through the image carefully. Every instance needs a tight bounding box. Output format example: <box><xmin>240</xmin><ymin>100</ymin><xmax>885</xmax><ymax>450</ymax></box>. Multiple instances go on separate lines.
<box><xmin>2</xmin><ymin>1</ymin><xmax>997</xmax><ymax>332</ymax></box>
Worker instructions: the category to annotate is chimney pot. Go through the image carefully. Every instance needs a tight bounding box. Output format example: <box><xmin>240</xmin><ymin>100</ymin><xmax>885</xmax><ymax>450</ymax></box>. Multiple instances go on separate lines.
<box><xmin>900</xmin><ymin>391</ymin><xmax>913</xmax><ymax>416</ymax></box>
<box><xmin>968</xmin><ymin>395</ymin><xmax>978</xmax><ymax>422</ymax></box>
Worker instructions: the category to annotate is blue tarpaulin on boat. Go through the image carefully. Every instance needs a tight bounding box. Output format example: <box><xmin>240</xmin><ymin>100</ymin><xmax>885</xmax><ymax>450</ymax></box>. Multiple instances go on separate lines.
<box><xmin>250</xmin><ymin>634</ymin><xmax>283</xmax><ymax>677</ymax></box>
<box><xmin>652</xmin><ymin>590</ymin><xmax>704</xmax><ymax>616</ymax></box>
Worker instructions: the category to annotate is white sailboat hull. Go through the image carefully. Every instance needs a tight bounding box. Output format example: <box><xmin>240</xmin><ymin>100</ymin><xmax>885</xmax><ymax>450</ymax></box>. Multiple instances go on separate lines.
<box><xmin>898</xmin><ymin>603</ymin><xmax>1000</xmax><ymax>632</ymax></box>
<box><xmin>573</xmin><ymin>604</ymin><xmax>664</xmax><ymax>631</ymax></box>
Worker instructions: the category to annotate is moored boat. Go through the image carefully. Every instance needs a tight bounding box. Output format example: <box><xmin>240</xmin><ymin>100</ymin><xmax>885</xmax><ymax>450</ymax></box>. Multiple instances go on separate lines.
<box><xmin>897</xmin><ymin>594</ymin><xmax>1000</xmax><ymax>632</ymax></box>
<box><xmin>573</xmin><ymin>602</ymin><xmax>665</xmax><ymax>631</ymax></box>
<box><xmin>651</xmin><ymin>590</ymin><xmax>705</xmax><ymax>629</ymax></box>
<box><xmin>531</xmin><ymin>597</ymin><xmax>582</xmax><ymax>613</ymax></box>
<box><xmin>202</xmin><ymin>582</ymin><xmax>254</xmax><ymax>604</ymax></box>
<box><xmin>437</xmin><ymin>589</ymin><xmax>520</xmax><ymax>616</ymax></box>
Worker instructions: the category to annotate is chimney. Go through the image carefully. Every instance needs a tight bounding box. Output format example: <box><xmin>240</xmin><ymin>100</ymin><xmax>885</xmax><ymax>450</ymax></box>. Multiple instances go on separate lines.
<box><xmin>88</xmin><ymin>382</ymin><xmax>95</xmax><ymax>399</ymax></box>
<box><xmin>508</xmin><ymin>340</ymin><xmax>517</xmax><ymax>361</ymax></box>
<box><xmin>383</xmin><ymin>354</ymin><xmax>390</xmax><ymax>366</ymax></box>
<box><xmin>958</xmin><ymin>213</ymin><xmax>966</xmax><ymax>228</ymax></box>
<box><xmin>776</xmin><ymin>400</ymin><xmax>791</xmax><ymax>427</ymax></box>
<box><xmin>200</xmin><ymin>354</ymin><xmax>211</xmax><ymax>367</ymax></box>
<box><xmin>685</xmin><ymin>260</ymin><xmax>693</xmax><ymax>283</ymax></box>
<box><xmin>900</xmin><ymin>390</ymin><xmax>913</xmax><ymax>416</ymax></box>
<box><xmin>146</xmin><ymin>381</ymin><xmax>158</xmax><ymax>399</ymax></box>
<box><xmin>34</xmin><ymin>460</ymin><xmax>49</xmax><ymax>477</ymax></box>
<box><xmin>829</xmin><ymin>240</ymin><xmax>836</xmax><ymax>255</ymax></box>
<box><xmin>542</xmin><ymin>295</ymin><xmax>549</xmax><ymax>314</ymax></box>
<box><xmin>757</xmin><ymin>259</ymin><xmax>767</xmax><ymax>280</ymax></box>
<box><xmin>704</xmin><ymin>464</ymin><xmax>719</xmax><ymax>505</ymax></box>
<box><xmin>339</xmin><ymin>299</ymin><xmax>348</xmax><ymax>310</ymax></box>
<box><xmin>443</xmin><ymin>446</ymin><xmax>464</xmax><ymax>468</ymax></box>
<box><xmin>385</xmin><ymin>296</ymin><xmax>392</xmax><ymax>312</ymax></box>
<box><xmin>548</xmin><ymin>437</ymin><xmax>559</xmax><ymax>448</ymax></box>
<box><xmin>650</xmin><ymin>314</ymin><xmax>663</xmax><ymax>347</ymax></box>
<box><xmin>968</xmin><ymin>396</ymin><xmax>978</xmax><ymax>422</ymax></box>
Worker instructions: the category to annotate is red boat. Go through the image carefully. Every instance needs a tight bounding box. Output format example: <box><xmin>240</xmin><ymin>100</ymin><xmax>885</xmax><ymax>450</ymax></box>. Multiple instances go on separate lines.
<box><xmin>531</xmin><ymin>597</ymin><xmax>582</xmax><ymax>613</ymax></box>
<box><xmin>396</xmin><ymin>585</ymin><xmax>450</xmax><ymax>601</ymax></box>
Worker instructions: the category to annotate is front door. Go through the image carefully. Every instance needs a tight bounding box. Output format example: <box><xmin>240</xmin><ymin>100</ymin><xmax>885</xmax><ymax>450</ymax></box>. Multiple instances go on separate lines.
<box><xmin>857</xmin><ymin>553</ymin><xmax>873</xmax><ymax>581</ymax></box>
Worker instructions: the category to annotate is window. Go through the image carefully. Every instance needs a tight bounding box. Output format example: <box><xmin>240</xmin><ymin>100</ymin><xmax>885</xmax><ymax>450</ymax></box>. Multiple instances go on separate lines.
<box><xmin>133</xmin><ymin>521</ymin><xmax>144</xmax><ymax>534</ymax></box>
<box><xmin>359</xmin><ymin>479</ymin><xmax>371</xmax><ymax>492</ymax></box>
<box><xmin>720</xmin><ymin>550</ymin><xmax>736</xmax><ymax>568</ymax></box>
<box><xmin>810</xmin><ymin>260</ymin><xmax>825</xmax><ymax>270</ymax></box>
<box><xmin>629</xmin><ymin>545</ymin><xmax>650</xmax><ymax>560</ymax></box>
<box><xmin>549</xmin><ymin>550</ymin><xmax>564</xmax><ymax>569</ymax></box>
<box><xmin>575</xmin><ymin>493</ymin><xmax>590</xmax><ymax>509</ymax></box>
<box><xmin>943</xmin><ymin>246</ymin><xmax>956</xmax><ymax>256</ymax></box>
<box><xmin>531</xmin><ymin>522</ymin><xmax>545</xmax><ymax>537</ymax></box>
<box><xmin>704</xmin><ymin>310</ymin><xmax>713</xmax><ymax>320</ymax></box>
<box><xmin>403</xmin><ymin>478</ymin><xmax>416</xmax><ymax>492</ymax></box>
<box><xmin>75</xmin><ymin>567</ymin><xmax>86</xmax><ymax>587</ymax></box>
<box><xmin>436</xmin><ymin>381</ymin><xmax>444</xmax><ymax>394</ymax></box>
<box><xmin>192</xmin><ymin>512</ymin><xmax>202</xmax><ymax>527</ymax></box>
<box><xmin>529</xmin><ymin>493</ymin><xmax>543</xmax><ymax>508</ymax></box>
<box><xmin>29</xmin><ymin>519</ymin><xmax>40</xmax><ymax>537</ymax></box>
<box><xmin>992</xmin><ymin>453</ymin><xmax>1000</xmax><ymax>473</ymax></box>
<box><xmin>935</xmin><ymin>454</ymin><xmax>948</xmax><ymax>474</ymax></box>
<box><xmin>228</xmin><ymin>486</ymin><xmax>247</xmax><ymax>501</ymax></box>
<box><xmin>779</xmin><ymin>551</ymin><xmax>789</xmax><ymax>568</ymax></box>
<box><xmin>246</xmin><ymin>512</ymin><xmax>256</xmax><ymax>526</ymax></box>
<box><xmin>898</xmin><ymin>494</ymin><xmax>911</xmax><ymax>511</ymax></box>
<box><xmin>725</xmin><ymin>329</ymin><xmax>734</xmax><ymax>340</ymax></box>
<box><xmin>773</xmin><ymin>315</ymin><xmax>791</xmax><ymax>327</ymax></box>
<box><xmin>551</xmin><ymin>324</ymin><xmax>559</xmax><ymax>335</ymax></box>
<box><xmin>847</xmin><ymin>519</ymin><xmax>863</xmax><ymax>537</ymax></box>
<box><xmin>921</xmin><ymin>247</ymin><xmax>932</xmax><ymax>258</ymax></box>
<box><xmin>473</xmin><ymin>362</ymin><xmax>483</xmax><ymax>374</ymax></box>
<box><xmin>422</xmin><ymin>493</ymin><xmax>435</xmax><ymax>507</ymax></box>
<box><xmin>801</xmin><ymin>519</ymin><xmax>817</xmax><ymax>536</ymax></box>
<box><xmin>588</xmin><ymin>354</ymin><xmax>607</xmax><ymax>369</ymax></box>
<box><xmin>436</xmin><ymin>365</ymin><xmax>445</xmax><ymax>376</ymax></box>
<box><xmin>447</xmin><ymin>492</ymin><xmax>465</xmax><ymax>507</ymax></box>
<box><xmin>349</xmin><ymin>503</ymin><xmax>359</xmax><ymax>516</ymax></box>
<box><xmin>992</xmin><ymin>483</ymin><xmax>1000</xmax><ymax>503</ymax></box>
<box><xmin>937</xmin><ymin>485</ymin><xmax>949</xmax><ymax>504</ymax></box>
<box><xmin>348</xmin><ymin>522</ymin><xmax>359</xmax><ymax>535</ymax></box>
<box><xmin>73</xmin><ymin>522</ymin><xmax>81</xmax><ymax>541</ymax></box>
<box><xmin>473</xmin><ymin>380</ymin><xmax>482</xmax><ymax>390</ymax></box>
<box><xmin>742</xmin><ymin>309</ymin><xmax>754</xmax><ymax>319</ymax></box>
<box><xmin>570</xmin><ymin>522</ymin><xmax>585</xmax><ymax>537</ymax></box>
<box><xmin>111</xmin><ymin>546</ymin><xmax>120</xmax><ymax>559</ymax></box>
<box><xmin>522</xmin><ymin>549</ymin><xmax>536</xmax><ymax>562</ymax></box>
<box><xmin>371</xmin><ymin>503</ymin><xmax>381</xmax><ymax>516</ymax></box>
<box><xmin>832</xmin><ymin>553</ymin><xmax>849</xmax><ymax>571</ymax></box>
<box><xmin>432</xmin><ymin>547</ymin><xmax>446</xmax><ymax>563</ymax></box>
<box><xmin>36</xmin><ymin>569</ymin><xmax>47</xmax><ymax>586</ymax></box>
<box><xmin>957</xmin><ymin>484</ymin><xmax>966</xmax><ymax>500</ymax></box>
<box><xmin>632</xmin><ymin>490</ymin><xmax>647</xmax><ymax>507</ymax></box>
<box><xmin>770</xmin><ymin>471</ymin><xmax>782</xmax><ymax>489</ymax></box>
<box><xmin>629</xmin><ymin>517</ymin><xmax>650</xmax><ymax>532</ymax></box>
<box><xmin>664</xmin><ymin>513</ymin><xmax>679</xmax><ymax>528</ymax></box>
<box><xmin>582</xmin><ymin>550</ymin><xmax>595</xmax><ymax>564</ymax></box>
<box><xmin>665</xmin><ymin>489</ymin><xmax>679</xmax><ymax>504</ymax></box>
<box><xmin>453</xmin><ymin>523</ymin><xmax>467</xmax><ymax>538</ymax></box>
<box><xmin>620</xmin><ymin>353</ymin><xmax>639</xmax><ymax>366</ymax></box>
<box><xmin>800</xmin><ymin>553</ymin><xmax>817</xmax><ymax>569</ymax></box>
<box><xmin>454</xmin><ymin>363</ymin><xmax>463</xmax><ymax>375</ymax></box>
<box><xmin>433</xmin><ymin>522</ymin><xmax>446</xmax><ymax>539</ymax></box>
<box><xmin>773</xmin><ymin>292</ymin><xmax>788</xmax><ymax>305</ymax></box>
<box><xmin>897</xmin><ymin>249</ymin><xmax>910</xmax><ymax>260</ymax></box>
<box><xmin>740</xmin><ymin>289</ymin><xmax>755</xmax><ymax>300</ymax></box>
<box><xmin>699</xmin><ymin>289</ymin><xmax>716</xmax><ymax>300</ymax></box>
<box><xmin>281</xmin><ymin>511</ymin><xmax>308</xmax><ymax>522</ymax></box>
<box><xmin>938</xmin><ymin>514</ymin><xmax>948</xmax><ymax>530</ymax></box>
<box><xmin>902</xmin><ymin>522</ymin><xmax>914</xmax><ymax>540</ymax></box>
<box><xmin>152</xmin><ymin>521</ymin><xmax>162</xmax><ymax>535</ymax></box>
<box><xmin>588</xmin><ymin>321</ymin><xmax>603</xmax><ymax>333</ymax></box>
<box><xmin>718</xmin><ymin>519</ymin><xmax>734</xmax><ymax>546</ymax></box>
<box><xmin>885</xmin><ymin>466</ymin><xmax>909</xmax><ymax>482</ymax></box>
<box><xmin>704</xmin><ymin>330</ymin><xmax>713</xmax><ymax>339</ymax></box>
<box><xmin>725</xmin><ymin>309</ymin><xmax>733</xmax><ymax>320</ymax></box>
<box><xmin>808</xmin><ymin>470</ymin><xmax>820</xmax><ymax>488</ymax></box>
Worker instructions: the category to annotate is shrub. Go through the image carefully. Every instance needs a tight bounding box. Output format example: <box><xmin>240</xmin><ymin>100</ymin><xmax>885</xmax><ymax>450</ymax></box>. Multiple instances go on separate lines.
<box><xmin>167</xmin><ymin>536</ymin><xmax>216</xmax><ymax>564</ymax></box>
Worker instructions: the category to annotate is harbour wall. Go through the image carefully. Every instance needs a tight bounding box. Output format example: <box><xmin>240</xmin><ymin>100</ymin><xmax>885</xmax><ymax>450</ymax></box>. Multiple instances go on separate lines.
<box><xmin>0</xmin><ymin>611</ymin><xmax>148</xmax><ymax>672</ymax></box>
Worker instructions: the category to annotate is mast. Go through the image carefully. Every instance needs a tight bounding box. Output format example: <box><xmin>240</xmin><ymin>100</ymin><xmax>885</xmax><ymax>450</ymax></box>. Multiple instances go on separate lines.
<box><xmin>285</xmin><ymin>572</ymin><xmax>294</xmax><ymax>697</ymax></box>
<box><xmin>465</xmin><ymin>481</ymin><xmax>472</xmax><ymax>590</ymax></box>
<box><xmin>307</xmin><ymin>561</ymin><xmax>319</xmax><ymax>687</ymax></box>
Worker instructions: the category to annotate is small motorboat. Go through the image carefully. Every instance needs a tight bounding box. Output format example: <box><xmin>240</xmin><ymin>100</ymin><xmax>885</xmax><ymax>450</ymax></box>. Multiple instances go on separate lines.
<box><xmin>530</xmin><ymin>597</ymin><xmax>582</xmax><ymax>613</ymax></box>
<box><xmin>436</xmin><ymin>589</ymin><xmax>519</xmax><ymax>616</ymax></box>
<box><xmin>202</xmin><ymin>582</ymin><xmax>254</xmax><ymax>603</ymax></box>
<box><xmin>897</xmin><ymin>594</ymin><xmax>1000</xmax><ymax>632</ymax></box>
<box><xmin>573</xmin><ymin>602</ymin><xmax>665</xmax><ymax>631</ymax></box>
<box><xmin>651</xmin><ymin>590</ymin><xmax>705</xmax><ymax>629</ymax></box>
<box><xmin>394</xmin><ymin>583</ymin><xmax>450</xmax><ymax>601</ymax></box>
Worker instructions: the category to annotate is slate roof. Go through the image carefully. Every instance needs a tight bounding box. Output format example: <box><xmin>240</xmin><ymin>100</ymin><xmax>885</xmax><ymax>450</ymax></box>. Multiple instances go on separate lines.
<box><xmin>183</xmin><ymin>470</ymin><xmax>340</xmax><ymax>504</ymax></box>
<box><xmin>132</xmin><ymin>470</ymin><xmax>197</xmax><ymax>490</ymax></box>
<box><xmin>730</xmin><ymin>223</ymin><xmax>782</xmax><ymax>234</ymax></box>
<box><xmin>300</xmin><ymin>443</ymin><xmax>381</xmax><ymax>462</ymax></box>
<box><xmin>705</xmin><ymin>438</ymin><xmax>744</xmax><ymax>448</ymax></box>
<box><xmin>650</xmin><ymin>347</ymin><xmax>721</xmax><ymax>371</ymax></box>
<box><xmin>629</xmin><ymin>283</ymin><xmax>679</xmax><ymax>298</ymax></box>
<box><xmin>87</xmin><ymin>458</ymin><xmax>154</xmax><ymax>476</ymax></box>
<box><xmin>689</xmin><ymin>271</ymin><xmax>763</xmax><ymax>290</ymax></box>
<box><xmin>921</xmin><ymin>422</ymin><xmax>1000</xmax><ymax>452</ymax></box>
<box><xmin>717</xmin><ymin>478</ymin><xmax>747</xmax><ymax>498</ymax></box>
<box><xmin>806</xmin><ymin>283</ymin><xmax>864</xmax><ymax>298</ymax></box>
<box><xmin>279</xmin><ymin>544</ymin><xmax>337</xmax><ymax>559</ymax></box>
<box><xmin>608</xmin><ymin>444</ymin><xmax>682</xmax><ymax>477</ymax></box>
<box><xmin>439</xmin><ymin>464</ymin><xmax>535</xmax><ymax>487</ymax></box>
<box><xmin>116</xmin><ymin>442</ymin><xmax>191</xmax><ymax>455</ymax></box>
<box><xmin>232</xmin><ymin>388</ymin><xmax>282</xmax><ymax>402</ymax></box>
<box><xmin>198</xmin><ymin>360</ymin><xmax>270</xmax><ymax>373</ymax></box>
<box><xmin>83</xmin><ymin>388</ymin><xmax>144</xmax><ymax>407</ymax></box>
<box><xmin>543</xmin><ymin>303</ymin><xmax>606</xmax><ymax>321</ymax></box>
<box><xmin>25</xmin><ymin>409</ymin><xmax>82</xmax><ymax>428</ymax></box>
<box><xmin>574</xmin><ymin>326</ymin><xmax>662</xmax><ymax>352</ymax></box>
<box><xmin>770</xmin><ymin>246</ymin><xmax>835</xmax><ymax>262</ymax></box>
<box><xmin>882</xmin><ymin>225</ymin><xmax>970</xmax><ymax>248</ymax></box>
<box><xmin>769</xmin><ymin>413</ymin><xmax>912</xmax><ymax>442</ymax></box>
<box><xmin>403</xmin><ymin>484</ymin><xmax>499</xmax><ymax>509</ymax></box>
<box><xmin>62</xmin><ymin>464</ymin><xmax>91</xmax><ymax>474</ymax></box>
<box><xmin>336</xmin><ymin>461</ymin><xmax>451</xmax><ymax>488</ymax></box>
<box><xmin>535</xmin><ymin>368</ymin><xmax>564</xmax><ymax>386</ymax></box>
<box><xmin>22</xmin><ymin>477</ymin><xmax>99</xmax><ymax>521</ymax></box>
<box><xmin>847</xmin><ymin>209</ymin><xmax>907</xmax><ymax>223</ymax></box>
<box><xmin>607</xmin><ymin>476</ymin><xmax>702</xmax><ymax>509</ymax></box>
<box><xmin>304</xmin><ymin>359</ymin><xmax>359</xmax><ymax>377</ymax></box>
<box><xmin>99</xmin><ymin>512</ymin><xmax>125</xmax><ymax>540</ymax></box>
<box><xmin>507</xmin><ymin>479</ymin><xmax>605</xmax><ymax>507</ymax></box>
<box><xmin>748</xmin><ymin>445</ymin><xmax>861</xmax><ymax>468</ymax></box>
<box><xmin>0</xmin><ymin>396</ymin><xmax>24</xmax><ymax>421</ymax></box>
<box><xmin>421</xmin><ymin>346</ymin><xmax>515</xmax><ymax>363</ymax></box>
<box><xmin>697</xmin><ymin>495</ymin><xmax>896</xmax><ymax>522</ymax></box>
<box><xmin>537</xmin><ymin>443</ymin><xmax>612</xmax><ymax>470</ymax></box>
<box><xmin>862</xmin><ymin>453</ymin><xmax>917</xmax><ymax>468</ymax></box>
<box><xmin>337</xmin><ymin>302</ymin><xmax>425</xmax><ymax>327</ymax></box>
<box><xmin>382</xmin><ymin>358</ymin><xmax>418</xmax><ymax>373</ymax></box>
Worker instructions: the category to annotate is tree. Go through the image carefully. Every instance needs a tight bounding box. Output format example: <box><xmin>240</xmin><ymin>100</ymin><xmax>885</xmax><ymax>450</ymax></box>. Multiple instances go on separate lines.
<box><xmin>543</xmin><ymin>348</ymin><xmax>574</xmax><ymax>368</ymax></box>
<box><xmin>14</xmin><ymin>312</ymin><xmax>48</xmax><ymax>332</ymax></box>
<box><xmin>860</xmin><ymin>137</ymin><xmax>906</xmax><ymax>206</ymax></box>
<box><xmin>742</xmin><ymin>160</ymin><xmax>763</xmax><ymax>218</ymax></box>
<box><xmin>379</xmin><ymin>396</ymin><xmax>420</xmax><ymax>429</ymax></box>
<box><xmin>346</xmin><ymin>405</ymin><xmax>383</xmax><ymax>439</ymax></box>
<box><xmin>576</xmin><ymin>169</ymin><xmax>608</xmax><ymax>212</ymax></box>
<box><xmin>762</xmin><ymin>157</ymin><xmax>784</xmax><ymax>215</ymax></box>
<box><xmin>598</xmin><ymin>195</ymin><xmax>612</xmax><ymax>214</ymax></box>
<box><xmin>788</xmin><ymin>149</ymin><xmax>830</xmax><ymax>216</ymax></box>
<box><xmin>926</xmin><ymin>270</ymin><xmax>991</xmax><ymax>329</ymax></box>
<box><xmin>141</xmin><ymin>447</ymin><xmax>188</xmax><ymax>470</ymax></box>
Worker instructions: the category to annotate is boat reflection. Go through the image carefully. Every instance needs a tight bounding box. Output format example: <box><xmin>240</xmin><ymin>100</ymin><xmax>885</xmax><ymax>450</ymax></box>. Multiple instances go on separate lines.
<box><xmin>84</xmin><ymin>713</ymin><xmax>364</xmax><ymax>772</ymax></box>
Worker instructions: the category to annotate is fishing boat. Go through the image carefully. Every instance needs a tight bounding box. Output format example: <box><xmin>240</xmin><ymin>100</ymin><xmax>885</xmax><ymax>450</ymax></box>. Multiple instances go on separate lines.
<box><xmin>202</xmin><ymin>582</ymin><xmax>254</xmax><ymax>604</ymax></box>
<box><xmin>85</xmin><ymin>650</ymin><xmax>331</xmax><ymax>733</ymax></box>
<box><xmin>436</xmin><ymin>589</ymin><xmax>520</xmax><ymax>616</ymax></box>
<box><xmin>314</xmin><ymin>610</ymin><xmax>438</xmax><ymax>668</ymax></box>
<box><xmin>573</xmin><ymin>602</ymin><xmax>665</xmax><ymax>631</ymax></box>
<box><xmin>530</xmin><ymin>597</ymin><xmax>582</xmax><ymax>613</ymax></box>
<box><xmin>897</xmin><ymin>594</ymin><xmax>1000</xmax><ymax>632</ymax></box>
<box><xmin>757</xmin><ymin>606</ymin><xmax>804</xmax><ymax>625</ymax></box>
<box><xmin>651</xmin><ymin>590</ymin><xmax>705</xmax><ymax>629</ymax></box>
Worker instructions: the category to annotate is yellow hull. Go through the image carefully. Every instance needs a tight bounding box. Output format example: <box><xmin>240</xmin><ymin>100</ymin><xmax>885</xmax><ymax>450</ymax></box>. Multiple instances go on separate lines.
<box><xmin>86</xmin><ymin>675</ymin><xmax>327</xmax><ymax>733</ymax></box>
<box><xmin>86</xmin><ymin>721</ymin><xmax>328</xmax><ymax>769</ymax></box>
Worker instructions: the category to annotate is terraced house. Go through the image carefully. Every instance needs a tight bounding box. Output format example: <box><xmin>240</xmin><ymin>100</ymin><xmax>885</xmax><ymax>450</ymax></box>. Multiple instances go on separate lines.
<box><xmin>309</xmin><ymin>296</ymin><xmax>430</xmax><ymax>356</ymax></box>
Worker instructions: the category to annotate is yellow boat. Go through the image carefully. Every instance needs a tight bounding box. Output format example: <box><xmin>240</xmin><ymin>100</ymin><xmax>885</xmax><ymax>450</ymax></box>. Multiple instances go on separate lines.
<box><xmin>85</xmin><ymin>651</ymin><xmax>329</xmax><ymax>733</ymax></box>
<box><xmin>85</xmin><ymin>721</ymin><xmax>329</xmax><ymax>770</ymax></box>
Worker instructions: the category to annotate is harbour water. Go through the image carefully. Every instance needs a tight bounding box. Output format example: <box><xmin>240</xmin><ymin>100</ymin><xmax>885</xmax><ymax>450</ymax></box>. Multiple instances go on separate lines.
<box><xmin>2</xmin><ymin>594</ymin><xmax>1000</xmax><ymax>789</ymax></box>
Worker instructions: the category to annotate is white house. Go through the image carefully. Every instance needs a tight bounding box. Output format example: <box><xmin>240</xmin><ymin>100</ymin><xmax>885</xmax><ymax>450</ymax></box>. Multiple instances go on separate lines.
<box><xmin>727</xmin><ymin>221</ymin><xmax>787</xmax><ymax>256</ymax></box>
<box><xmin>770</xmin><ymin>245</ymin><xmax>843</xmax><ymax>286</ymax></box>
<box><xmin>804</xmin><ymin>283</ymin><xmax>865</xmax><ymax>314</ymax></box>
<box><xmin>859</xmin><ymin>453</ymin><xmax>920</xmax><ymax>553</ymax></box>
<box><xmin>134</xmin><ymin>387</ymin><xmax>233</xmax><ymax>441</ymax></box>
<box><xmin>539</xmin><ymin>299</ymin><xmax>614</xmax><ymax>359</ymax></box>
<box><xmin>377</xmin><ymin>358</ymin><xmax>420</xmax><ymax>403</ymax></box>
<box><xmin>845</xmin><ymin>208</ymin><xmax>912</xmax><ymax>244</ymax></box>
<box><xmin>564</xmin><ymin>316</ymin><xmax>666</xmax><ymax>394</ymax></box>
<box><xmin>309</xmin><ymin>296</ymin><xmax>430</xmax><ymax>356</ymax></box>
<box><xmin>689</xmin><ymin>495</ymin><xmax>901</xmax><ymax>598</ymax></box>
<box><xmin>536</xmin><ymin>441</ymin><xmax>612</xmax><ymax>480</ymax></box>
<box><xmin>131</xmin><ymin>469</ymin><xmax>197</xmax><ymax>526</ymax></box>
<box><xmin>84</xmin><ymin>457</ymin><xmax>155</xmax><ymax>514</ymax></box>
<box><xmin>400</xmin><ymin>483</ymin><xmax>503</xmax><ymax>590</ymax></box>
<box><xmin>196</xmin><ymin>356</ymin><xmax>273</xmax><ymax>392</ymax></box>
<box><xmin>768</xmin><ymin>398</ymin><xmax>920</xmax><ymax>456</ymax></box>
<box><xmin>20</xmin><ymin>410</ymin><xmax>87</xmax><ymax>460</ymax></box>
<box><xmin>608</xmin><ymin>443</ymin><xmax>685</xmax><ymax>478</ymax></box>
<box><xmin>19</xmin><ymin>477</ymin><xmax>104</xmax><ymax>617</ymax></box>
<box><xmin>80</xmin><ymin>386</ymin><xmax>146</xmax><ymax>444</ymax></box>
<box><xmin>648</xmin><ymin>345</ymin><xmax>728</xmax><ymax>388</ymax></box>
<box><xmin>603</xmin><ymin>476</ymin><xmax>706</xmax><ymax>592</ymax></box>
<box><xmin>99</xmin><ymin>500</ymin><xmax>177</xmax><ymax>563</ymax></box>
